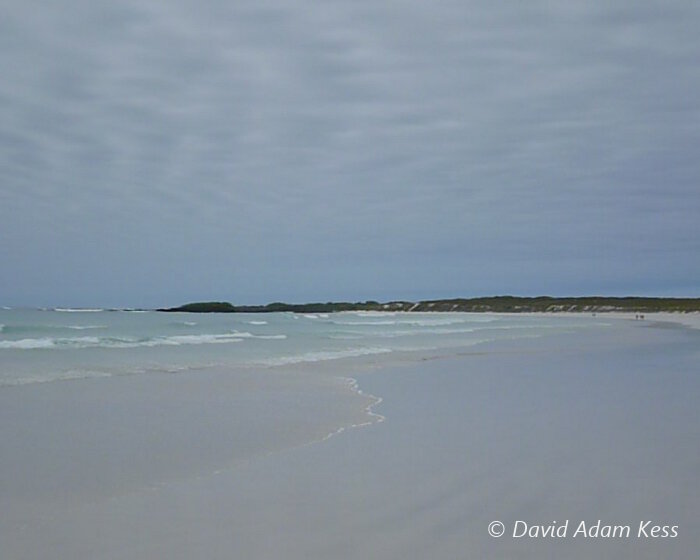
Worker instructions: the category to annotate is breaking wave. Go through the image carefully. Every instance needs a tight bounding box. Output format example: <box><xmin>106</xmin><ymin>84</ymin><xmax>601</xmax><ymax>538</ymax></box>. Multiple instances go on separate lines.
<box><xmin>0</xmin><ymin>329</ymin><xmax>289</xmax><ymax>350</ymax></box>
<box><xmin>0</xmin><ymin>333</ymin><xmax>239</xmax><ymax>350</ymax></box>
<box><xmin>53</xmin><ymin>308</ymin><xmax>105</xmax><ymax>313</ymax></box>
<box><xmin>258</xmin><ymin>347</ymin><xmax>392</xmax><ymax>366</ymax></box>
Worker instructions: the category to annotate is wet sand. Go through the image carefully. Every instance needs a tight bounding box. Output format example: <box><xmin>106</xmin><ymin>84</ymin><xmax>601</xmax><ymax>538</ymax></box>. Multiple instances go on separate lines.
<box><xmin>1</xmin><ymin>317</ymin><xmax>698</xmax><ymax>559</ymax></box>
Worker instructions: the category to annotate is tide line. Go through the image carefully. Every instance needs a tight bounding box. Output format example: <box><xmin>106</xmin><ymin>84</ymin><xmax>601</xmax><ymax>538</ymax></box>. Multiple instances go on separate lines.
<box><xmin>316</xmin><ymin>377</ymin><xmax>385</xmax><ymax>444</ymax></box>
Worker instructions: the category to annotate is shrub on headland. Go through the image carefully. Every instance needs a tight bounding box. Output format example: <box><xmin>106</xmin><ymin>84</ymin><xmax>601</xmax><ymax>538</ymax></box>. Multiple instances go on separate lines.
<box><xmin>158</xmin><ymin>297</ymin><xmax>700</xmax><ymax>313</ymax></box>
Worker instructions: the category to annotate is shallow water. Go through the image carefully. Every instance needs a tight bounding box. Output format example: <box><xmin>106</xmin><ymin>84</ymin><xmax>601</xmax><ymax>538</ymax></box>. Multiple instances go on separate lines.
<box><xmin>0</xmin><ymin>308</ymin><xmax>607</xmax><ymax>386</ymax></box>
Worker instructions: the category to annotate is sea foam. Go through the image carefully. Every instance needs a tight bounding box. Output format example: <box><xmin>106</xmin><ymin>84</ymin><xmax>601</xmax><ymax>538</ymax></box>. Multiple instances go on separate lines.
<box><xmin>0</xmin><ymin>333</ymin><xmax>247</xmax><ymax>350</ymax></box>
<box><xmin>53</xmin><ymin>308</ymin><xmax>105</xmax><ymax>313</ymax></box>
<box><xmin>259</xmin><ymin>347</ymin><xmax>392</xmax><ymax>366</ymax></box>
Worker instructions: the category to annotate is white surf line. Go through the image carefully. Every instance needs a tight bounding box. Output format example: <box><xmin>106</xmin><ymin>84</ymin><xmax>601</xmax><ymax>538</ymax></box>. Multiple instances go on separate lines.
<box><xmin>346</xmin><ymin>376</ymin><xmax>386</xmax><ymax>424</ymax></box>
<box><xmin>205</xmin><ymin>381</ymin><xmax>385</xmax><ymax>479</ymax></box>
<box><xmin>316</xmin><ymin>377</ymin><xmax>385</xmax><ymax>443</ymax></box>
<box><xmin>130</xmin><ymin>379</ymin><xmax>386</xmax><ymax>495</ymax></box>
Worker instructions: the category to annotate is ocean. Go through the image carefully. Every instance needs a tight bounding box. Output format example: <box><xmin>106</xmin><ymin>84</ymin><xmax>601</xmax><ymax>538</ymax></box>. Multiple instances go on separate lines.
<box><xmin>0</xmin><ymin>307</ymin><xmax>607</xmax><ymax>387</ymax></box>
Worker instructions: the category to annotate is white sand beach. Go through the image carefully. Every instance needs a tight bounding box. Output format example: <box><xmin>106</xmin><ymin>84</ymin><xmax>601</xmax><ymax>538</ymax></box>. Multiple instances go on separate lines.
<box><xmin>3</xmin><ymin>0</ymin><xmax>699</xmax><ymax>557</ymax></box>
<box><xmin>1</xmin><ymin>314</ymin><xmax>698</xmax><ymax>559</ymax></box>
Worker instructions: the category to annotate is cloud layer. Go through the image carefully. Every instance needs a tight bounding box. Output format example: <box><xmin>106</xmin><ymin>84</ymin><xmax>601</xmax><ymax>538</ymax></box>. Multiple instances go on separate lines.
<box><xmin>1</xmin><ymin>1</ymin><xmax>699</xmax><ymax>306</ymax></box>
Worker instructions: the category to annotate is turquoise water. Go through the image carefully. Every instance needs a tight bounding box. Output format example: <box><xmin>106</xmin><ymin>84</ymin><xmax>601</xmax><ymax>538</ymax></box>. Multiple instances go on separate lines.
<box><xmin>0</xmin><ymin>308</ymin><xmax>606</xmax><ymax>386</ymax></box>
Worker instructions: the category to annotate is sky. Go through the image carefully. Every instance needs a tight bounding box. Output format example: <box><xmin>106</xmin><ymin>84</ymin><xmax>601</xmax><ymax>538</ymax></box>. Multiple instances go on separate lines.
<box><xmin>1</xmin><ymin>0</ymin><xmax>699</xmax><ymax>307</ymax></box>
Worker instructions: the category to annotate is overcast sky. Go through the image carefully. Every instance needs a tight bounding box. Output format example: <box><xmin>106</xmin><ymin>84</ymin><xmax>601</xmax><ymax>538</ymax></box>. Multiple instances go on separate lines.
<box><xmin>1</xmin><ymin>1</ymin><xmax>699</xmax><ymax>307</ymax></box>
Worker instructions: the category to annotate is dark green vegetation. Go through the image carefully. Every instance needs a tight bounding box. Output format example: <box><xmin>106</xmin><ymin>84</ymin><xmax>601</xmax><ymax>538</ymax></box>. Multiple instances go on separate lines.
<box><xmin>158</xmin><ymin>296</ymin><xmax>700</xmax><ymax>313</ymax></box>
<box><xmin>166</xmin><ymin>302</ymin><xmax>237</xmax><ymax>313</ymax></box>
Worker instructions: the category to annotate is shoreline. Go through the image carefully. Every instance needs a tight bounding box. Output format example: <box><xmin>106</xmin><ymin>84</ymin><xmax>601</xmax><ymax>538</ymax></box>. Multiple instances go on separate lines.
<box><xmin>518</xmin><ymin>311</ymin><xmax>700</xmax><ymax>330</ymax></box>
<box><xmin>2</xmin><ymin>315</ymin><xmax>698</xmax><ymax>559</ymax></box>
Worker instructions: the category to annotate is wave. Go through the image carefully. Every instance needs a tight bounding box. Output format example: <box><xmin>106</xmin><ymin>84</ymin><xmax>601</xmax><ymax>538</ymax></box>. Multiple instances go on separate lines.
<box><xmin>331</xmin><ymin>317</ymin><xmax>497</xmax><ymax>327</ymax></box>
<box><xmin>148</xmin><ymin>334</ymin><xmax>246</xmax><ymax>347</ymax></box>
<box><xmin>329</xmin><ymin>323</ymin><xmax>578</xmax><ymax>340</ymax></box>
<box><xmin>332</xmin><ymin>327</ymin><xmax>479</xmax><ymax>339</ymax></box>
<box><xmin>227</xmin><ymin>330</ymin><xmax>287</xmax><ymax>340</ymax></box>
<box><xmin>0</xmin><ymin>362</ymin><xmax>227</xmax><ymax>388</ymax></box>
<box><xmin>346</xmin><ymin>311</ymin><xmax>398</xmax><ymax>317</ymax></box>
<box><xmin>53</xmin><ymin>308</ymin><xmax>105</xmax><ymax>313</ymax></box>
<box><xmin>328</xmin><ymin>334</ymin><xmax>365</xmax><ymax>340</ymax></box>
<box><xmin>341</xmin><ymin>311</ymin><xmax>500</xmax><ymax>322</ymax></box>
<box><xmin>0</xmin><ymin>324</ymin><xmax>106</xmax><ymax>335</ymax></box>
<box><xmin>0</xmin><ymin>370</ymin><xmax>114</xmax><ymax>387</ymax></box>
<box><xmin>0</xmin><ymin>333</ymin><xmax>247</xmax><ymax>350</ymax></box>
<box><xmin>0</xmin><ymin>337</ymin><xmax>60</xmax><ymax>349</ymax></box>
<box><xmin>259</xmin><ymin>347</ymin><xmax>392</xmax><ymax>366</ymax></box>
<box><xmin>332</xmin><ymin>320</ymin><xmax>401</xmax><ymax>326</ymax></box>
<box><xmin>0</xmin><ymin>328</ymin><xmax>292</xmax><ymax>350</ymax></box>
<box><xmin>249</xmin><ymin>320</ymin><xmax>268</xmax><ymax>325</ymax></box>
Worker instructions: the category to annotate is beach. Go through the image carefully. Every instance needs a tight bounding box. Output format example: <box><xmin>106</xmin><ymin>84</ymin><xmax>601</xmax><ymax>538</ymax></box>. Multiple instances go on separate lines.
<box><xmin>4</xmin><ymin>1</ymin><xmax>699</xmax><ymax>557</ymax></box>
<box><xmin>1</xmin><ymin>313</ymin><xmax>698</xmax><ymax>559</ymax></box>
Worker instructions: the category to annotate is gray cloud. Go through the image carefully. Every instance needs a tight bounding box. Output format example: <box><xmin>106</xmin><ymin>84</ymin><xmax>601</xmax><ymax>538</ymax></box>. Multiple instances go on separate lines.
<box><xmin>1</xmin><ymin>1</ymin><xmax>699</xmax><ymax>306</ymax></box>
